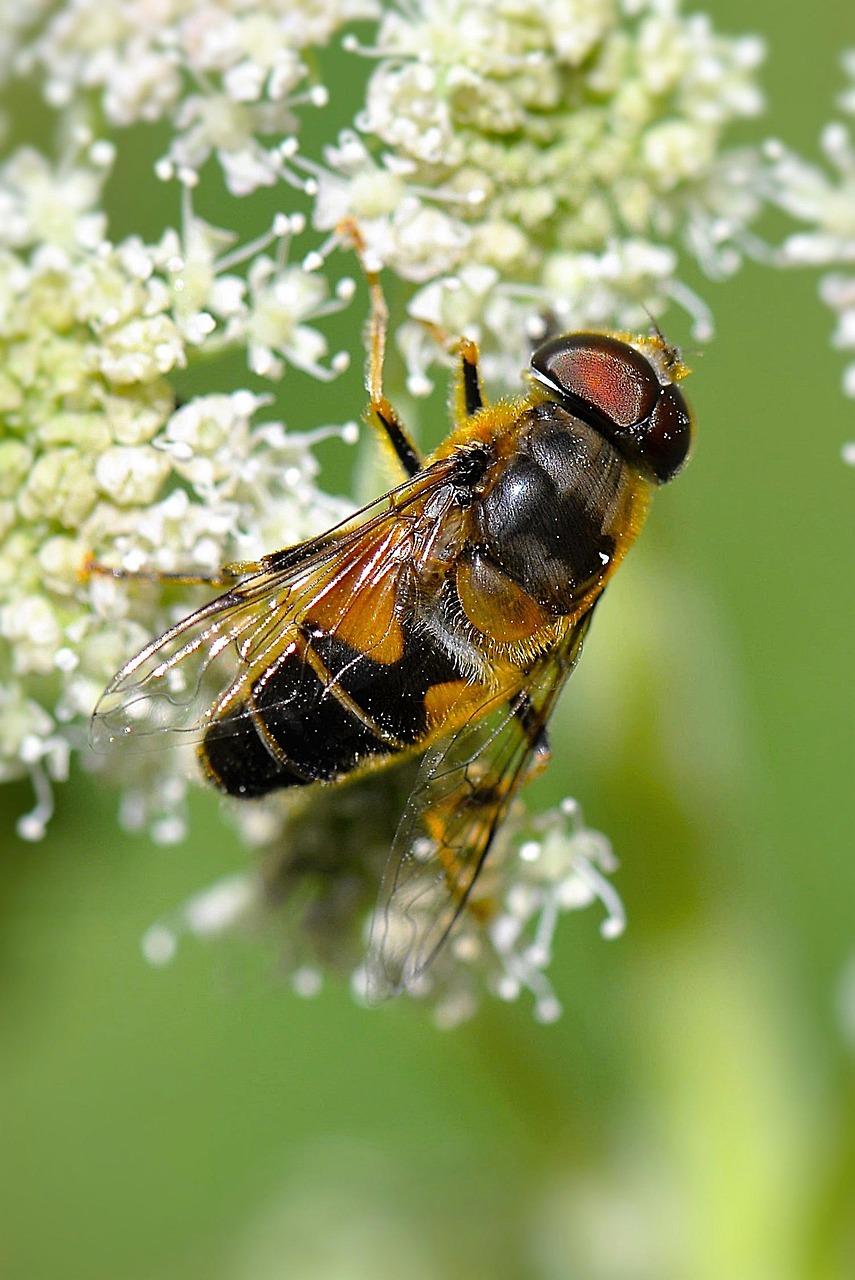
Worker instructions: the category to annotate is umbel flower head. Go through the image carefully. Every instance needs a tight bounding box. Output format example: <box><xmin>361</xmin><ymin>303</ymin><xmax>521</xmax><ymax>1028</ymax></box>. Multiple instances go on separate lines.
<box><xmin>309</xmin><ymin>0</ymin><xmax>766</xmax><ymax>391</ymax></box>
<box><xmin>18</xmin><ymin>0</ymin><xmax>379</xmax><ymax>195</ymax></box>
<box><xmin>142</xmin><ymin>768</ymin><xmax>625</xmax><ymax>1028</ymax></box>
<box><xmin>0</xmin><ymin>136</ymin><xmax>356</xmax><ymax>843</ymax></box>
<box><xmin>1</xmin><ymin>0</ymin><xmax>843</xmax><ymax>1022</ymax></box>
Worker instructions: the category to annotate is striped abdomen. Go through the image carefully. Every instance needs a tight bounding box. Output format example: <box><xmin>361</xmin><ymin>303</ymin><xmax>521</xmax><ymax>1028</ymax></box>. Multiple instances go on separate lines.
<box><xmin>199</xmin><ymin>621</ymin><xmax>474</xmax><ymax>798</ymax></box>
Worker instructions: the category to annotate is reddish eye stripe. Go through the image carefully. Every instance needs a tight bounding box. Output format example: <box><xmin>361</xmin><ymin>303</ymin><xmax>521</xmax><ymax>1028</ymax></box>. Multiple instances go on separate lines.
<box><xmin>532</xmin><ymin>334</ymin><xmax>660</xmax><ymax>429</ymax></box>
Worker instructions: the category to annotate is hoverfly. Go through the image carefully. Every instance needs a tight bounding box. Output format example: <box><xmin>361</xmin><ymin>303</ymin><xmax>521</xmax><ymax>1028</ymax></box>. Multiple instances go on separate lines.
<box><xmin>92</xmin><ymin>228</ymin><xmax>693</xmax><ymax>998</ymax></box>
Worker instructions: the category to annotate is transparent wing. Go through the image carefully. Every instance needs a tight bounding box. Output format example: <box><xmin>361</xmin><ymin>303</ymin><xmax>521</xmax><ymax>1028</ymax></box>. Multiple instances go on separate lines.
<box><xmin>90</xmin><ymin>460</ymin><xmax>458</xmax><ymax>752</ymax></box>
<box><xmin>365</xmin><ymin>607</ymin><xmax>597</xmax><ymax>998</ymax></box>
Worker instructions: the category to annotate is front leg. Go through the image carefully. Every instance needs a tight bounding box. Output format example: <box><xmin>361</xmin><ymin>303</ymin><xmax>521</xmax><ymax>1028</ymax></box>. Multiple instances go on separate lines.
<box><xmin>337</xmin><ymin>217</ymin><xmax>424</xmax><ymax>480</ymax></box>
<box><xmin>79</xmin><ymin>554</ymin><xmax>260</xmax><ymax>588</ymax></box>
<box><xmin>414</xmin><ymin>322</ymin><xmax>488</xmax><ymax>422</ymax></box>
<box><xmin>455</xmin><ymin>335</ymin><xmax>486</xmax><ymax>419</ymax></box>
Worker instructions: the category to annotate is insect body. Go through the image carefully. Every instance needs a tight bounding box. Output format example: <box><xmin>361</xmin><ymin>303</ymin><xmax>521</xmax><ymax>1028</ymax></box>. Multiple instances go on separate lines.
<box><xmin>92</xmin><ymin>254</ymin><xmax>693</xmax><ymax>996</ymax></box>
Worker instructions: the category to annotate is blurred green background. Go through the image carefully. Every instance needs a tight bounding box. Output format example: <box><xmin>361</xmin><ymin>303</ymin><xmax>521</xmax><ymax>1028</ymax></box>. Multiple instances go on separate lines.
<box><xmin>2</xmin><ymin>2</ymin><xmax>854</xmax><ymax>1278</ymax></box>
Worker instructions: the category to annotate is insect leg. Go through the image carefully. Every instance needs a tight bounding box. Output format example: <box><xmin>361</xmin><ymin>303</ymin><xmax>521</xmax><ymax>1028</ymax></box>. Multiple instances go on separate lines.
<box><xmin>79</xmin><ymin>554</ymin><xmax>261</xmax><ymax>587</ymax></box>
<box><xmin>512</xmin><ymin>691</ymin><xmax>552</xmax><ymax>780</ymax></box>
<box><xmin>337</xmin><ymin>217</ymin><xmax>423</xmax><ymax>480</ymax></box>
<box><xmin>368</xmin><ymin>399</ymin><xmax>422</xmax><ymax>481</ymax></box>
<box><xmin>454</xmin><ymin>335</ymin><xmax>486</xmax><ymax>419</ymax></box>
<box><xmin>409</xmin><ymin>319</ymin><xmax>487</xmax><ymax>422</ymax></box>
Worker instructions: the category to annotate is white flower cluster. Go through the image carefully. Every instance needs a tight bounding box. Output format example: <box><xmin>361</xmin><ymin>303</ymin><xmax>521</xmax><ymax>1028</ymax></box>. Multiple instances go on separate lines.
<box><xmin>3</xmin><ymin>0</ymin><xmax>811</xmax><ymax>1021</ymax></box>
<box><xmin>19</xmin><ymin>0</ymin><xmax>378</xmax><ymax>195</ymax></box>
<box><xmin>0</xmin><ymin>136</ymin><xmax>356</xmax><ymax>838</ymax></box>
<box><xmin>764</xmin><ymin>51</ymin><xmax>855</xmax><ymax>450</ymax></box>
<box><xmin>140</xmin><ymin>777</ymin><xmax>623</xmax><ymax>1027</ymax></box>
<box><xmin>310</xmin><ymin>0</ymin><xmax>766</xmax><ymax>391</ymax></box>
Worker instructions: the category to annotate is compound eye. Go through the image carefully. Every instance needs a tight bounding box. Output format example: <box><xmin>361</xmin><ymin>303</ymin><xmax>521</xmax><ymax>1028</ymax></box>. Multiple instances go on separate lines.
<box><xmin>530</xmin><ymin>333</ymin><xmax>659</xmax><ymax>430</ymax></box>
<box><xmin>643</xmin><ymin>383</ymin><xmax>693</xmax><ymax>483</ymax></box>
<box><xmin>530</xmin><ymin>332</ymin><xmax>694</xmax><ymax>484</ymax></box>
